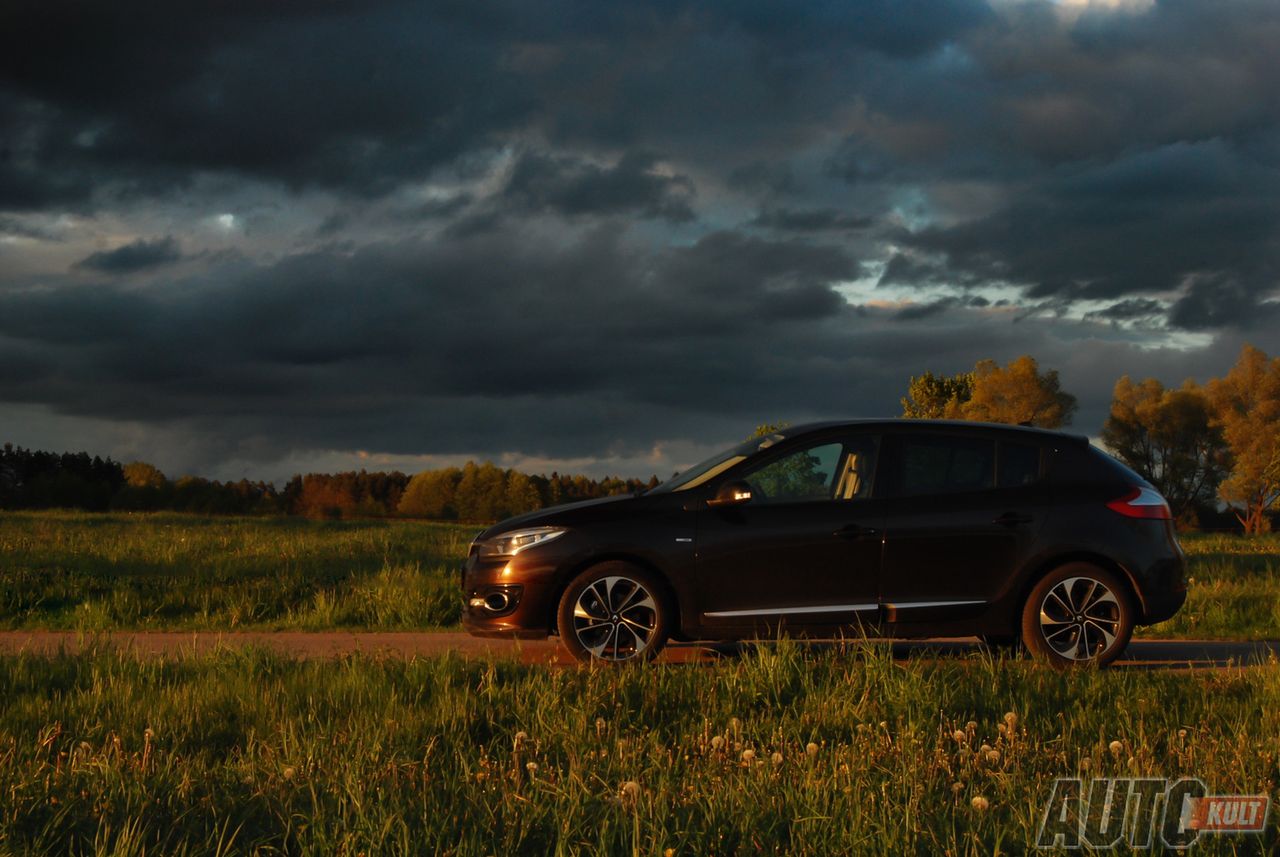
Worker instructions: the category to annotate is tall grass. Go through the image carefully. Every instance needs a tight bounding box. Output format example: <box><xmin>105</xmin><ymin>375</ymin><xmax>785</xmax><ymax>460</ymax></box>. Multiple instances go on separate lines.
<box><xmin>3</xmin><ymin>513</ymin><xmax>1280</xmax><ymax>639</ymax></box>
<box><xmin>0</xmin><ymin>644</ymin><xmax>1275</xmax><ymax>855</ymax></box>
<box><xmin>0</xmin><ymin>512</ymin><xmax>473</xmax><ymax>631</ymax></box>
<box><xmin>1138</xmin><ymin>533</ymin><xmax>1280</xmax><ymax>640</ymax></box>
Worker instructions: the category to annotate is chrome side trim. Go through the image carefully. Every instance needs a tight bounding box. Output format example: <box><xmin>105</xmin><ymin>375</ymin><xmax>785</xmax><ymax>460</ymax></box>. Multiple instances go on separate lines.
<box><xmin>704</xmin><ymin>603</ymin><xmax>878</xmax><ymax>618</ymax></box>
<box><xmin>882</xmin><ymin>599</ymin><xmax>986</xmax><ymax>610</ymax></box>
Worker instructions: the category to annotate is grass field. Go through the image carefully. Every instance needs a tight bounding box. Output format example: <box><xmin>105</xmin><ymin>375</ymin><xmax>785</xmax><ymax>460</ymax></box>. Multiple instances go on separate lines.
<box><xmin>0</xmin><ymin>642</ymin><xmax>1276</xmax><ymax>855</ymax></box>
<box><xmin>1</xmin><ymin>511</ymin><xmax>1279</xmax><ymax>639</ymax></box>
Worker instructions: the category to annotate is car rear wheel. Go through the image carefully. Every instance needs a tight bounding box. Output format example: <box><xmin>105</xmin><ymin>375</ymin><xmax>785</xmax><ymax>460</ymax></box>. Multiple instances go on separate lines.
<box><xmin>1021</xmin><ymin>563</ymin><xmax>1133</xmax><ymax>667</ymax></box>
<box><xmin>556</xmin><ymin>562</ymin><xmax>671</xmax><ymax>664</ymax></box>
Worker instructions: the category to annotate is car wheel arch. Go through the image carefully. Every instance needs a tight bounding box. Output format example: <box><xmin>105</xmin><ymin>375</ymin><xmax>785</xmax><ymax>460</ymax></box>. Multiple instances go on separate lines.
<box><xmin>548</xmin><ymin>553</ymin><xmax>685</xmax><ymax>638</ymax></box>
<box><xmin>1016</xmin><ymin>551</ymin><xmax>1146</xmax><ymax>625</ymax></box>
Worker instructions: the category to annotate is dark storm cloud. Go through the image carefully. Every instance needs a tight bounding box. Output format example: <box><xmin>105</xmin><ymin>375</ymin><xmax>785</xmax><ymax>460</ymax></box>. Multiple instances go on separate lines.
<box><xmin>0</xmin><ymin>0</ymin><xmax>989</xmax><ymax>206</ymax></box>
<box><xmin>74</xmin><ymin>236</ymin><xmax>181</xmax><ymax>273</ymax></box>
<box><xmin>0</xmin><ymin>227</ymin><xmax>865</xmax><ymax>460</ymax></box>
<box><xmin>748</xmin><ymin>208</ymin><xmax>874</xmax><ymax>232</ymax></box>
<box><xmin>897</xmin><ymin>139</ymin><xmax>1280</xmax><ymax>322</ymax></box>
<box><xmin>501</xmin><ymin>151</ymin><xmax>695</xmax><ymax>222</ymax></box>
<box><xmin>5</xmin><ymin>0</ymin><xmax>1280</xmax><ymax>476</ymax></box>
<box><xmin>1083</xmin><ymin>298</ymin><xmax>1166</xmax><ymax>323</ymax></box>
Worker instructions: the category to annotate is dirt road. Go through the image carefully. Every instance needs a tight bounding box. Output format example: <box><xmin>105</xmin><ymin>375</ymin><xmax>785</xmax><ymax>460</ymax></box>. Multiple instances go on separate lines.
<box><xmin>0</xmin><ymin>631</ymin><xmax>1275</xmax><ymax>669</ymax></box>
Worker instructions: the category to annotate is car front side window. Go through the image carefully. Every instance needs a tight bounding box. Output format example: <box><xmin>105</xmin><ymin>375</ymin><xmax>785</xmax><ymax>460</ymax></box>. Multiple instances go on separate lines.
<box><xmin>739</xmin><ymin>436</ymin><xmax>879</xmax><ymax>504</ymax></box>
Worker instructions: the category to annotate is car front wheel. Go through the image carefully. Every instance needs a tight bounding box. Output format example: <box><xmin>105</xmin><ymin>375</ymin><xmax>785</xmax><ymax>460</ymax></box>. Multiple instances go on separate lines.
<box><xmin>1021</xmin><ymin>563</ymin><xmax>1134</xmax><ymax>668</ymax></box>
<box><xmin>556</xmin><ymin>562</ymin><xmax>671</xmax><ymax>664</ymax></box>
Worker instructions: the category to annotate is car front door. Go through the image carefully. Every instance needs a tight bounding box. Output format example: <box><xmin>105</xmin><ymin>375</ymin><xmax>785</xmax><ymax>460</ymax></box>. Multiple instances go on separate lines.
<box><xmin>693</xmin><ymin>433</ymin><xmax>884</xmax><ymax>633</ymax></box>
<box><xmin>877</xmin><ymin>432</ymin><xmax>1049</xmax><ymax>624</ymax></box>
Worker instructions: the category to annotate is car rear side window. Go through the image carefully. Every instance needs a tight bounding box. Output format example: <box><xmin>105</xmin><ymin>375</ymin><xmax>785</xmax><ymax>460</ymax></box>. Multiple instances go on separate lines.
<box><xmin>897</xmin><ymin>435</ymin><xmax>995</xmax><ymax>496</ymax></box>
<box><xmin>998</xmin><ymin>442</ymin><xmax>1042</xmax><ymax>488</ymax></box>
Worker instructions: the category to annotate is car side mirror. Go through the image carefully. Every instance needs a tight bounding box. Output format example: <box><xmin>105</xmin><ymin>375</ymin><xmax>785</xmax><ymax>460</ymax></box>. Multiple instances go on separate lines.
<box><xmin>707</xmin><ymin>480</ymin><xmax>754</xmax><ymax>508</ymax></box>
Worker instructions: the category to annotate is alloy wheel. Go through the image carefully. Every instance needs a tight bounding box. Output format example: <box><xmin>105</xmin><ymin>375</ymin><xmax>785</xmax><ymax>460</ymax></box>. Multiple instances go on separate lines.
<box><xmin>572</xmin><ymin>575</ymin><xmax>659</xmax><ymax>661</ymax></box>
<box><xmin>1038</xmin><ymin>576</ymin><xmax>1122</xmax><ymax>661</ymax></box>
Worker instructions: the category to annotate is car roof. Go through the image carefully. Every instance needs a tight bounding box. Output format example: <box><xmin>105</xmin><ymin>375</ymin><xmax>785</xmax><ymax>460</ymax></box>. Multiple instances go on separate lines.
<box><xmin>779</xmin><ymin>419</ymin><xmax>1088</xmax><ymax>445</ymax></box>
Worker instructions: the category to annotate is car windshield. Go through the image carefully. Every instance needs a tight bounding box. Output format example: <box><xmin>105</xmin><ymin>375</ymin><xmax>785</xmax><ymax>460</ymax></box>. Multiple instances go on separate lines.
<box><xmin>648</xmin><ymin>433</ymin><xmax>786</xmax><ymax>493</ymax></box>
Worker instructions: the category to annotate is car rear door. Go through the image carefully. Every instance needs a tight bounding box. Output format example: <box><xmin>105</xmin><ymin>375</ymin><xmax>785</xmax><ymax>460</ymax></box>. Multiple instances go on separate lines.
<box><xmin>877</xmin><ymin>431</ymin><xmax>1050</xmax><ymax>624</ymax></box>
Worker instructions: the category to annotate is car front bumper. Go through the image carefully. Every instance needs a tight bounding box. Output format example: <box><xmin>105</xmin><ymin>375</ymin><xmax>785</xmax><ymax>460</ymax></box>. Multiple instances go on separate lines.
<box><xmin>459</xmin><ymin>551</ymin><xmax>561</xmax><ymax>639</ymax></box>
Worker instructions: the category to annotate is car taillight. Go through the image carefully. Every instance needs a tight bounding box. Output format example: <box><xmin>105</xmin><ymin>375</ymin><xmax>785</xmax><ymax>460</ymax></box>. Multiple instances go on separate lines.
<box><xmin>1106</xmin><ymin>486</ymin><xmax>1171</xmax><ymax>520</ymax></box>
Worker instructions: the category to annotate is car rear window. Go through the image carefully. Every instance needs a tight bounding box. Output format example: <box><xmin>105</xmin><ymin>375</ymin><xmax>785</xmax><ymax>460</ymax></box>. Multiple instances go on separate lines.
<box><xmin>897</xmin><ymin>435</ymin><xmax>995</xmax><ymax>496</ymax></box>
<box><xmin>1047</xmin><ymin>443</ymin><xmax>1153</xmax><ymax>489</ymax></box>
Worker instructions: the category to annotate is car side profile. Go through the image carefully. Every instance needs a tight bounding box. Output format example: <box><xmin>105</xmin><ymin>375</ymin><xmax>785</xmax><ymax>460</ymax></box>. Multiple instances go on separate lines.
<box><xmin>461</xmin><ymin>420</ymin><xmax>1186</xmax><ymax>667</ymax></box>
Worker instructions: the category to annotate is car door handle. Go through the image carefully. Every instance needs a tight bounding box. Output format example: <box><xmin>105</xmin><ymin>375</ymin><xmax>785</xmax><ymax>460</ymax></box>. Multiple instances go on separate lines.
<box><xmin>993</xmin><ymin>512</ymin><xmax>1033</xmax><ymax>526</ymax></box>
<box><xmin>835</xmin><ymin>524</ymin><xmax>881</xmax><ymax>539</ymax></box>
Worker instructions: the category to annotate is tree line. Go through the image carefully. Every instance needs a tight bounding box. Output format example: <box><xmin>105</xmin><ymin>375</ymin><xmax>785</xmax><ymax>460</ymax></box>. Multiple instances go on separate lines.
<box><xmin>0</xmin><ymin>447</ymin><xmax>656</xmax><ymax>521</ymax></box>
<box><xmin>3</xmin><ymin>344</ymin><xmax>1278</xmax><ymax>531</ymax></box>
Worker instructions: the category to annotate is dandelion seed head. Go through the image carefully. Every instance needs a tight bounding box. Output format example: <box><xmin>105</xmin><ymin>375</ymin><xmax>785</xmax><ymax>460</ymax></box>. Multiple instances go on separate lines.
<box><xmin>1109</xmin><ymin>740</ymin><xmax>1124</xmax><ymax>756</ymax></box>
<box><xmin>953</xmin><ymin>730</ymin><xmax>968</xmax><ymax>744</ymax></box>
<box><xmin>621</xmin><ymin>780</ymin><xmax>642</xmax><ymax>801</ymax></box>
<box><xmin>711</xmin><ymin>736</ymin><xmax>725</xmax><ymax>751</ymax></box>
<box><xmin>971</xmin><ymin>796</ymin><xmax>990</xmax><ymax>811</ymax></box>
<box><xmin>283</xmin><ymin>766</ymin><xmax>296</xmax><ymax>780</ymax></box>
<box><xmin>952</xmin><ymin>781</ymin><xmax>965</xmax><ymax>793</ymax></box>
<box><xmin>526</xmin><ymin>762</ymin><xmax>538</xmax><ymax>773</ymax></box>
<box><xmin>771</xmin><ymin>752</ymin><xmax>783</xmax><ymax>766</ymax></box>
<box><xmin>741</xmin><ymin>749</ymin><xmax>755</xmax><ymax>762</ymax></box>
<box><xmin>1003</xmin><ymin>712</ymin><xmax>1017</xmax><ymax>727</ymax></box>
<box><xmin>806</xmin><ymin>742</ymin><xmax>819</xmax><ymax>757</ymax></box>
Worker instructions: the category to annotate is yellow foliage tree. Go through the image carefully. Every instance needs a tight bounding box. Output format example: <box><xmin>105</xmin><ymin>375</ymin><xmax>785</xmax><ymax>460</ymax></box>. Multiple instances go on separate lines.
<box><xmin>1206</xmin><ymin>344</ymin><xmax>1280</xmax><ymax>534</ymax></box>
<box><xmin>960</xmin><ymin>355</ymin><xmax>1077</xmax><ymax>428</ymax></box>
<box><xmin>1101</xmin><ymin>376</ymin><xmax>1228</xmax><ymax>525</ymax></box>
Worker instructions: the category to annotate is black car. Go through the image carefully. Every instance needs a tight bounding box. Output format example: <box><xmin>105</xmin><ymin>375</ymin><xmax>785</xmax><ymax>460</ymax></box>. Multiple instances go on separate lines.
<box><xmin>461</xmin><ymin>420</ymin><xmax>1186</xmax><ymax>666</ymax></box>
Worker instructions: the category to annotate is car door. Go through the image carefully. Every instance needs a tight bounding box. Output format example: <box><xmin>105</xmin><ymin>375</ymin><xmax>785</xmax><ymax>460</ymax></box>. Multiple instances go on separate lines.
<box><xmin>694</xmin><ymin>433</ymin><xmax>884</xmax><ymax>631</ymax></box>
<box><xmin>877</xmin><ymin>432</ymin><xmax>1049</xmax><ymax>623</ymax></box>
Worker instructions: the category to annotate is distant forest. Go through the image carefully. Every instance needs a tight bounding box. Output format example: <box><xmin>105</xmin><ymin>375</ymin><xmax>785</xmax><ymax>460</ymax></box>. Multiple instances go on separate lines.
<box><xmin>0</xmin><ymin>444</ymin><xmax>659</xmax><ymax>521</ymax></box>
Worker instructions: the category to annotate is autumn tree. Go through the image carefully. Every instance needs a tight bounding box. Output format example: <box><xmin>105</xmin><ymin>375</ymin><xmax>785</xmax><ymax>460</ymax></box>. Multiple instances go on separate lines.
<box><xmin>901</xmin><ymin>371</ymin><xmax>973</xmax><ymax>419</ymax></box>
<box><xmin>1101</xmin><ymin>377</ymin><xmax>1228</xmax><ymax>525</ymax></box>
<box><xmin>751</xmin><ymin>422</ymin><xmax>790</xmax><ymax>439</ymax></box>
<box><xmin>398</xmin><ymin>467</ymin><xmax>463</xmax><ymax>518</ymax></box>
<box><xmin>123</xmin><ymin>461</ymin><xmax>167</xmax><ymax>489</ymax></box>
<box><xmin>1206</xmin><ymin>344</ymin><xmax>1280</xmax><ymax>534</ymax></box>
<box><xmin>503</xmin><ymin>470</ymin><xmax>542</xmax><ymax>516</ymax></box>
<box><xmin>901</xmin><ymin>356</ymin><xmax>1076</xmax><ymax>427</ymax></box>
<box><xmin>961</xmin><ymin>355</ymin><xmax>1077</xmax><ymax>427</ymax></box>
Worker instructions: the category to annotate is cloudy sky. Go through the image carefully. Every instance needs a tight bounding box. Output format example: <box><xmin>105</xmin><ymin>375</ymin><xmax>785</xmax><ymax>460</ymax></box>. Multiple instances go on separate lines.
<box><xmin>2</xmin><ymin>0</ymin><xmax>1279</xmax><ymax>483</ymax></box>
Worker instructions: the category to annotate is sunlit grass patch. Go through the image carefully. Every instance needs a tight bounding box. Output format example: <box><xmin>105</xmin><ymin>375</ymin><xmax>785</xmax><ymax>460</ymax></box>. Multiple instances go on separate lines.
<box><xmin>0</xmin><ymin>644</ymin><xmax>1276</xmax><ymax>854</ymax></box>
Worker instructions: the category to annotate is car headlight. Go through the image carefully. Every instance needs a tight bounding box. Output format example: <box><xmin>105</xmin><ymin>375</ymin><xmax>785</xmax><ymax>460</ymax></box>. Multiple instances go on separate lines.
<box><xmin>477</xmin><ymin>526</ymin><xmax>567</xmax><ymax>557</ymax></box>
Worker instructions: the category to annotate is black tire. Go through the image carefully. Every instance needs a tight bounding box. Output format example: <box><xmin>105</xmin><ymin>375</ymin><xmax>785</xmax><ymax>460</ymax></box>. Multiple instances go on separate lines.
<box><xmin>556</xmin><ymin>561</ymin><xmax>671</xmax><ymax>664</ymax></box>
<box><xmin>1021</xmin><ymin>562</ymin><xmax>1134</xmax><ymax>668</ymax></box>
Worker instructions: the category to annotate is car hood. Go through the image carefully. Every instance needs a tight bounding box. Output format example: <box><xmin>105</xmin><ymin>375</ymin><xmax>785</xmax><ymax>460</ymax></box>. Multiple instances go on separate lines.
<box><xmin>475</xmin><ymin>493</ymin><xmax>641</xmax><ymax>540</ymax></box>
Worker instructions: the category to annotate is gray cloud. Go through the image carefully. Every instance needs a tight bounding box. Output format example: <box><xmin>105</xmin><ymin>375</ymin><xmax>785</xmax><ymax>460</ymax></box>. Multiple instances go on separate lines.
<box><xmin>4</xmin><ymin>0</ymin><xmax>1280</xmax><ymax>478</ymax></box>
<box><xmin>74</xmin><ymin>236</ymin><xmax>181</xmax><ymax>273</ymax></box>
<box><xmin>749</xmin><ymin>208</ymin><xmax>874</xmax><ymax>232</ymax></box>
<box><xmin>501</xmin><ymin>151</ymin><xmax>695</xmax><ymax>222</ymax></box>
